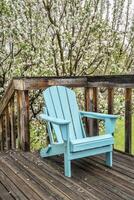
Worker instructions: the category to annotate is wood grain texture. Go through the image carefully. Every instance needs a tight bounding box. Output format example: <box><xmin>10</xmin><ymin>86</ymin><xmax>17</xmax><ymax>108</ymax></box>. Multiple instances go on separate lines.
<box><xmin>85</xmin><ymin>87</ymin><xmax>98</xmax><ymax>136</ymax></box>
<box><xmin>17</xmin><ymin>90</ymin><xmax>30</xmax><ymax>151</ymax></box>
<box><xmin>10</xmin><ymin>96</ymin><xmax>16</xmax><ymax>149</ymax></box>
<box><xmin>17</xmin><ymin>90</ymin><xmax>21</xmax><ymax>149</ymax></box>
<box><xmin>125</xmin><ymin>88</ymin><xmax>132</xmax><ymax>154</ymax></box>
<box><xmin>108</xmin><ymin>88</ymin><xmax>114</xmax><ymax>114</ymax></box>
<box><xmin>0</xmin><ymin>80</ymin><xmax>15</xmax><ymax>116</ymax></box>
<box><xmin>5</xmin><ymin>106</ymin><xmax>11</xmax><ymax>150</ymax></box>
<box><xmin>0</xmin><ymin>150</ymin><xmax>134</xmax><ymax>200</ymax></box>
<box><xmin>14</xmin><ymin>77</ymin><xmax>88</xmax><ymax>90</ymax></box>
<box><xmin>0</xmin><ymin>117</ymin><xmax>4</xmax><ymax>151</ymax></box>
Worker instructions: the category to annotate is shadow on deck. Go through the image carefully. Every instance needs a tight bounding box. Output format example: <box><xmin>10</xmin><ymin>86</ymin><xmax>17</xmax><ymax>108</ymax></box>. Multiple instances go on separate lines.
<box><xmin>0</xmin><ymin>151</ymin><xmax>134</xmax><ymax>200</ymax></box>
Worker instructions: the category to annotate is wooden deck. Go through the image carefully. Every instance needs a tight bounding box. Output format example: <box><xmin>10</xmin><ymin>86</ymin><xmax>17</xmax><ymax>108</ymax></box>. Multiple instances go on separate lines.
<box><xmin>0</xmin><ymin>151</ymin><xmax>134</xmax><ymax>200</ymax></box>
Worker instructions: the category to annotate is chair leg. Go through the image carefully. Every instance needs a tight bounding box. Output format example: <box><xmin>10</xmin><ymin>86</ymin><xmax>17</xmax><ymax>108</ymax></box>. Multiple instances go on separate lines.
<box><xmin>64</xmin><ymin>154</ymin><xmax>71</xmax><ymax>177</ymax></box>
<box><xmin>106</xmin><ymin>151</ymin><xmax>112</xmax><ymax>167</ymax></box>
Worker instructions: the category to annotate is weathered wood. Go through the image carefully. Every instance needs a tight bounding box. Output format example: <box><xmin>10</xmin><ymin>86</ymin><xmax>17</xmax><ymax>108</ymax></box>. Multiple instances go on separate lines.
<box><xmin>87</xmin><ymin>74</ymin><xmax>134</xmax><ymax>82</ymax></box>
<box><xmin>14</xmin><ymin>77</ymin><xmax>88</xmax><ymax>90</ymax></box>
<box><xmin>87</xmin><ymin>74</ymin><xmax>134</xmax><ymax>87</ymax></box>
<box><xmin>0</xmin><ymin>180</ymin><xmax>14</xmax><ymax>200</ymax></box>
<box><xmin>5</xmin><ymin>106</ymin><xmax>11</xmax><ymax>150</ymax></box>
<box><xmin>85</xmin><ymin>87</ymin><xmax>90</xmax><ymax>134</ymax></box>
<box><xmin>88</xmin><ymin>82</ymin><xmax>134</xmax><ymax>88</ymax></box>
<box><xmin>108</xmin><ymin>88</ymin><xmax>114</xmax><ymax>114</ymax></box>
<box><xmin>10</xmin><ymin>96</ymin><xmax>16</xmax><ymax>149</ymax></box>
<box><xmin>125</xmin><ymin>88</ymin><xmax>132</xmax><ymax>154</ymax></box>
<box><xmin>0</xmin><ymin>117</ymin><xmax>4</xmax><ymax>151</ymax></box>
<box><xmin>0</xmin><ymin>150</ymin><xmax>134</xmax><ymax>200</ymax></box>
<box><xmin>0</xmin><ymin>170</ymin><xmax>28</xmax><ymax>200</ymax></box>
<box><xmin>0</xmin><ymin>80</ymin><xmax>15</xmax><ymax>116</ymax></box>
<box><xmin>92</xmin><ymin>87</ymin><xmax>98</xmax><ymax>135</ymax></box>
<box><xmin>13</xmin><ymin>75</ymin><xmax>134</xmax><ymax>90</ymax></box>
<box><xmin>13</xmin><ymin>152</ymin><xmax>97</xmax><ymax>200</ymax></box>
<box><xmin>85</xmin><ymin>87</ymin><xmax>98</xmax><ymax>136</ymax></box>
<box><xmin>17</xmin><ymin>90</ymin><xmax>30</xmax><ymax>151</ymax></box>
<box><xmin>17</xmin><ymin>91</ymin><xmax>21</xmax><ymax>149</ymax></box>
<box><xmin>0</xmin><ymin>161</ymin><xmax>43</xmax><ymax>200</ymax></box>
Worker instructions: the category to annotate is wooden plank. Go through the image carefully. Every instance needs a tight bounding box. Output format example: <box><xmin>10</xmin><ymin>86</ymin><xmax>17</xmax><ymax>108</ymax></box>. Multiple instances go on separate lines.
<box><xmin>88</xmin><ymin>82</ymin><xmax>134</xmax><ymax>88</ymax></box>
<box><xmin>17</xmin><ymin>91</ymin><xmax>21</xmax><ymax>149</ymax></box>
<box><xmin>87</xmin><ymin>75</ymin><xmax>134</xmax><ymax>84</ymax></box>
<box><xmin>12</xmin><ymin>75</ymin><xmax>134</xmax><ymax>90</ymax></box>
<box><xmin>91</xmin><ymin>152</ymin><xmax>134</xmax><ymax>177</ymax></box>
<box><xmin>14</xmin><ymin>77</ymin><xmax>88</xmax><ymax>90</ymax></box>
<box><xmin>0</xmin><ymin>170</ymin><xmax>28</xmax><ymax>200</ymax></box>
<box><xmin>87</xmin><ymin>75</ymin><xmax>134</xmax><ymax>88</ymax></box>
<box><xmin>39</xmin><ymin>155</ymin><xmax>118</xmax><ymax>200</ymax></box>
<box><xmin>1</xmin><ymin>157</ymin><xmax>58</xmax><ymax>200</ymax></box>
<box><xmin>33</xmin><ymin>151</ymin><xmax>134</xmax><ymax>199</ymax></box>
<box><xmin>84</xmin><ymin>157</ymin><xmax>134</xmax><ymax>191</ymax></box>
<box><xmin>17</xmin><ymin>90</ymin><xmax>30</xmax><ymax>151</ymax></box>
<box><xmin>5</xmin><ymin>106</ymin><xmax>11</xmax><ymax>150</ymax></box>
<box><xmin>0</xmin><ymin>160</ymin><xmax>43</xmax><ymax>200</ymax></box>
<box><xmin>0</xmin><ymin>181</ymin><xmax>14</xmax><ymax>200</ymax></box>
<box><xmin>0</xmin><ymin>116</ymin><xmax>4</xmax><ymax>151</ymax></box>
<box><xmin>10</xmin><ymin>96</ymin><xmax>16</xmax><ymax>149</ymax></box>
<box><xmin>7</xmin><ymin>157</ymin><xmax>69</xmax><ymax>200</ymax></box>
<box><xmin>108</xmin><ymin>88</ymin><xmax>114</xmax><ymax>114</ymax></box>
<box><xmin>85</xmin><ymin>87</ymin><xmax>98</xmax><ymax>136</ymax></box>
<box><xmin>13</xmin><ymin>151</ymin><xmax>97</xmax><ymax>200</ymax></box>
<box><xmin>125</xmin><ymin>88</ymin><xmax>132</xmax><ymax>154</ymax></box>
<box><xmin>85</xmin><ymin>87</ymin><xmax>90</xmax><ymax>135</ymax></box>
<box><xmin>49</xmin><ymin>154</ymin><xmax>134</xmax><ymax>200</ymax></box>
<box><xmin>25</xmin><ymin>152</ymin><xmax>99</xmax><ymax>200</ymax></box>
<box><xmin>0</xmin><ymin>150</ymin><xmax>134</xmax><ymax>200</ymax></box>
<box><xmin>0</xmin><ymin>80</ymin><xmax>15</xmax><ymax>116</ymax></box>
<box><xmin>92</xmin><ymin>87</ymin><xmax>98</xmax><ymax>135</ymax></box>
<box><xmin>77</xmin><ymin>159</ymin><xmax>134</xmax><ymax>200</ymax></box>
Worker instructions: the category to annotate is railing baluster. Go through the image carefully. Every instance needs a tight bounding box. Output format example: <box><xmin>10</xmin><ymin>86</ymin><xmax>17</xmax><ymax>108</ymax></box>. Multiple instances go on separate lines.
<box><xmin>17</xmin><ymin>90</ymin><xmax>30</xmax><ymax>151</ymax></box>
<box><xmin>17</xmin><ymin>91</ymin><xmax>21</xmax><ymax>149</ymax></box>
<box><xmin>10</xmin><ymin>96</ymin><xmax>16</xmax><ymax>149</ymax></box>
<box><xmin>5</xmin><ymin>106</ymin><xmax>11</xmax><ymax>150</ymax></box>
<box><xmin>0</xmin><ymin>116</ymin><xmax>4</xmax><ymax>151</ymax></box>
<box><xmin>85</xmin><ymin>87</ymin><xmax>90</xmax><ymax>135</ymax></box>
<box><xmin>108</xmin><ymin>88</ymin><xmax>114</xmax><ymax>114</ymax></box>
<box><xmin>125</xmin><ymin>88</ymin><xmax>132</xmax><ymax>154</ymax></box>
<box><xmin>85</xmin><ymin>87</ymin><xmax>98</xmax><ymax>136</ymax></box>
<box><xmin>92</xmin><ymin>87</ymin><xmax>98</xmax><ymax>135</ymax></box>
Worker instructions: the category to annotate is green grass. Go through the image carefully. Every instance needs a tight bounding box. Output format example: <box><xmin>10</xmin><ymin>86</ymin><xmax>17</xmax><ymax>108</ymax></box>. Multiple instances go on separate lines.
<box><xmin>114</xmin><ymin>116</ymin><xmax>134</xmax><ymax>155</ymax></box>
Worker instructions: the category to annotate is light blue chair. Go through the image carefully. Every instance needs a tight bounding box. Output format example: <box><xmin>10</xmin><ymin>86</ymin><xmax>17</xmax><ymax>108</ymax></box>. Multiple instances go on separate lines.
<box><xmin>39</xmin><ymin>86</ymin><xmax>118</xmax><ymax>177</ymax></box>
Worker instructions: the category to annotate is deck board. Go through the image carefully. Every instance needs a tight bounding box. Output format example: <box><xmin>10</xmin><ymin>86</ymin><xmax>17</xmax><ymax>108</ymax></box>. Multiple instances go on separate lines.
<box><xmin>0</xmin><ymin>151</ymin><xmax>134</xmax><ymax>200</ymax></box>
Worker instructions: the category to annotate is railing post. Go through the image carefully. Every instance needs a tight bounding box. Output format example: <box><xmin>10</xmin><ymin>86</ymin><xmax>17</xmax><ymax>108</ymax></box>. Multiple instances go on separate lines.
<box><xmin>17</xmin><ymin>91</ymin><xmax>21</xmax><ymax>149</ymax></box>
<box><xmin>5</xmin><ymin>106</ymin><xmax>11</xmax><ymax>150</ymax></box>
<box><xmin>125</xmin><ymin>88</ymin><xmax>132</xmax><ymax>154</ymax></box>
<box><xmin>108</xmin><ymin>88</ymin><xmax>114</xmax><ymax>114</ymax></box>
<box><xmin>0</xmin><ymin>116</ymin><xmax>4</xmax><ymax>151</ymax></box>
<box><xmin>85</xmin><ymin>87</ymin><xmax>90</xmax><ymax>135</ymax></box>
<box><xmin>10</xmin><ymin>96</ymin><xmax>16</xmax><ymax>149</ymax></box>
<box><xmin>17</xmin><ymin>90</ymin><xmax>30</xmax><ymax>151</ymax></box>
<box><xmin>85</xmin><ymin>87</ymin><xmax>98</xmax><ymax>136</ymax></box>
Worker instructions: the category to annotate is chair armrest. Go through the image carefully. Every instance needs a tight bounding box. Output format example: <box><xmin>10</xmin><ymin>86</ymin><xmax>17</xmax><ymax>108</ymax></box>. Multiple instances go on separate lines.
<box><xmin>80</xmin><ymin>111</ymin><xmax>118</xmax><ymax>135</ymax></box>
<box><xmin>80</xmin><ymin>111</ymin><xmax>118</xmax><ymax>120</ymax></box>
<box><xmin>39</xmin><ymin>114</ymin><xmax>70</xmax><ymax>125</ymax></box>
<box><xmin>39</xmin><ymin>114</ymin><xmax>70</xmax><ymax>141</ymax></box>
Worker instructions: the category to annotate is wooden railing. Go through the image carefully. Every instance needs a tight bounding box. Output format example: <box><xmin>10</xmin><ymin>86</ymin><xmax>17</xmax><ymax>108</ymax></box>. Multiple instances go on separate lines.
<box><xmin>0</xmin><ymin>75</ymin><xmax>133</xmax><ymax>154</ymax></box>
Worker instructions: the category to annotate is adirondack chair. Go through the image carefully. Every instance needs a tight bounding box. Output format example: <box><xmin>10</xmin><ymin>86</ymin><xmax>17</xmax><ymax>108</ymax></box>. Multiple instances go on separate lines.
<box><xmin>39</xmin><ymin>86</ymin><xmax>118</xmax><ymax>177</ymax></box>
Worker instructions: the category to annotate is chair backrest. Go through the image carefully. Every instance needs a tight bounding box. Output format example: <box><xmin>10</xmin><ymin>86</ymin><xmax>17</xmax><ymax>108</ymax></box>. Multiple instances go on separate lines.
<box><xmin>43</xmin><ymin>86</ymin><xmax>86</xmax><ymax>143</ymax></box>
